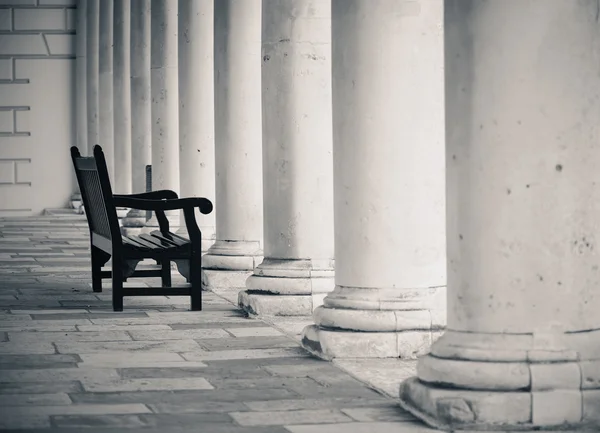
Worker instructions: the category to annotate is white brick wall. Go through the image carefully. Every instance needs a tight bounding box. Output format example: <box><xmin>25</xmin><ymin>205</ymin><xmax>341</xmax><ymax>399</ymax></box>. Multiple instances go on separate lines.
<box><xmin>0</xmin><ymin>0</ymin><xmax>76</xmax><ymax>215</ymax></box>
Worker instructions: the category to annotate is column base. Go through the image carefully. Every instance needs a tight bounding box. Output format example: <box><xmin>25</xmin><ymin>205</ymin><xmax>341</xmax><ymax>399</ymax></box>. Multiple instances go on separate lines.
<box><xmin>121</xmin><ymin>208</ymin><xmax>147</xmax><ymax>236</ymax></box>
<box><xmin>202</xmin><ymin>269</ymin><xmax>253</xmax><ymax>290</ymax></box>
<box><xmin>399</xmin><ymin>330</ymin><xmax>600</xmax><ymax>430</ymax></box>
<box><xmin>300</xmin><ymin>285</ymin><xmax>446</xmax><ymax>359</ymax></box>
<box><xmin>122</xmin><ymin>226</ymin><xmax>144</xmax><ymax>236</ymax></box>
<box><xmin>116</xmin><ymin>207</ymin><xmax>130</xmax><ymax>232</ymax></box>
<box><xmin>176</xmin><ymin>225</ymin><xmax>216</xmax><ymax>253</ymax></box>
<box><xmin>238</xmin><ymin>291</ymin><xmax>326</xmax><ymax>316</ymax></box>
<box><xmin>202</xmin><ymin>240</ymin><xmax>262</xmax><ymax>271</ymax></box>
<box><xmin>202</xmin><ymin>240</ymin><xmax>262</xmax><ymax>291</ymax></box>
<box><xmin>400</xmin><ymin>377</ymin><xmax>599</xmax><ymax>431</ymax></box>
<box><xmin>238</xmin><ymin>258</ymin><xmax>335</xmax><ymax>316</ymax></box>
<box><xmin>70</xmin><ymin>192</ymin><xmax>82</xmax><ymax>211</ymax></box>
<box><xmin>301</xmin><ymin>324</ymin><xmax>440</xmax><ymax>360</ymax></box>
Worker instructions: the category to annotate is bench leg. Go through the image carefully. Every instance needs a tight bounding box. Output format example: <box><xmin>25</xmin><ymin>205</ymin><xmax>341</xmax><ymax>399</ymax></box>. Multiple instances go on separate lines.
<box><xmin>112</xmin><ymin>261</ymin><xmax>124</xmax><ymax>312</ymax></box>
<box><xmin>161</xmin><ymin>260</ymin><xmax>172</xmax><ymax>287</ymax></box>
<box><xmin>91</xmin><ymin>246</ymin><xmax>109</xmax><ymax>293</ymax></box>
<box><xmin>190</xmin><ymin>254</ymin><xmax>202</xmax><ymax>311</ymax></box>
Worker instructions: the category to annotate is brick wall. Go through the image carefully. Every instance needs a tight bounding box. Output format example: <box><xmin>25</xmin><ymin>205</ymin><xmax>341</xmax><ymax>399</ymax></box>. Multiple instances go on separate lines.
<box><xmin>0</xmin><ymin>0</ymin><xmax>76</xmax><ymax>216</ymax></box>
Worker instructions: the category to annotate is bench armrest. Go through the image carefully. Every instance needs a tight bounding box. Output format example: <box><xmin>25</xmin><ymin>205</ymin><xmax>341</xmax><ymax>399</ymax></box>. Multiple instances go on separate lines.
<box><xmin>112</xmin><ymin>196</ymin><xmax>213</xmax><ymax>215</ymax></box>
<box><xmin>113</xmin><ymin>190</ymin><xmax>178</xmax><ymax>201</ymax></box>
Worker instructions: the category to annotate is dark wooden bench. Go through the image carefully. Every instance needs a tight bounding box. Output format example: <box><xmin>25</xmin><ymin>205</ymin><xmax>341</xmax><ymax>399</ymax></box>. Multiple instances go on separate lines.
<box><xmin>70</xmin><ymin>145</ymin><xmax>213</xmax><ymax>312</ymax></box>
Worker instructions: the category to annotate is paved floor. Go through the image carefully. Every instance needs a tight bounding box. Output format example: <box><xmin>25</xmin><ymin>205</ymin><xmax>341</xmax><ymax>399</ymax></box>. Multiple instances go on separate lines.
<box><xmin>0</xmin><ymin>214</ymin><xmax>437</xmax><ymax>433</ymax></box>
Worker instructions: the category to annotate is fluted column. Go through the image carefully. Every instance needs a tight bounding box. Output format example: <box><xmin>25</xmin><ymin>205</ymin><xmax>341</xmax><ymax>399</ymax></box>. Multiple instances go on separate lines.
<box><xmin>123</xmin><ymin>0</ymin><xmax>152</xmax><ymax>234</ymax></box>
<box><xmin>239</xmin><ymin>0</ymin><xmax>334</xmax><ymax>316</ymax></box>
<box><xmin>203</xmin><ymin>0</ymin><xmax>263</xmax><ymax>290</ymax></box>
<box><xmin>177</xmin><ymin>0</ymin><xmax>216</xmax><ymax>251</ymax></box>
<box><xmin>400</xmin><ymin>1</ymin><xmax>600</xmax><ymax>430</ymax></box>
<box><xmin>301</xmin><ymin>0</ymin><xmax>446</xmax><ymax>358</ymax></box>
<box><xmin>99</xmin><ymin>0</ymin><xmax>115</xmax><ymax>182</ymax></box>
<box><xmin>86</xmin><ymin>0</ymin><xmax>100</xmax><ymax>155</ymax></box>
<box><xmin>113</xmin><ymin>0</ymin><xmax>132</xmax><ymax>195</ymax></box>
<box><xmin>76</xmin><ymin>0</ymin><xmax>87</xmax><ymax>152</ymax></box>
<box><xmin>146</xmin><ymin>0</ymin><xmax>179</xmax><ymax>228</ymax></box>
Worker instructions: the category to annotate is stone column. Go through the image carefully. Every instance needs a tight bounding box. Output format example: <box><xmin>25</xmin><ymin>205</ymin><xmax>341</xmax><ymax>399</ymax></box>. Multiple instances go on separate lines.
<box><xmin>239</xmin><ymin>0</ymin><xmax>334</xmax><ymax>317</ymax></box>
<box><xmin>177</xmin><ymin>0</ymin><xmax>216</xmax><ymax>251</ymax></box>
<box><xmin>203</xmin><ymin>0</ymin><xmax>263</xmax><ymax>290</ymax></box>
<box><xmin>113</xmin><ymin>0</ymin><xmax>132</xmax><ymax>195</ymax></box>
<box><xmin>400</xmin><ymin>1</ymin><xmax>600</xmax><ymax>430</ymax></box>
<box><xmin>99</xmin><ymin>0</ymin><xmax>115</xmax><ymax>182</ymax></box>
<box><xmin>301</xmin><ymin>0</ymin><xmax>446</xmax><ymax>359</ymax></box>
<box><xmin>122</xmin><ymin>0</ymin><xmax>152</xmax><ymax>234</ymax></box>
<box><xmin>86</xmin><ymin>0</ymin><xmax>100</xmax><ymax>155</ymax></box>
<box><xmin>146</xmin><ymin>0</ymin><xmax>180</xmax><ymax>229</ymax></box>
<box><xmin>76</xmin><ymin>0</ymin><xmax>87</xmax><ymax>152</ymax></box>
<box><xmin>72</xmin><ymin>0</ymin><xmax>87</xmax><ymax>210</ymax></box>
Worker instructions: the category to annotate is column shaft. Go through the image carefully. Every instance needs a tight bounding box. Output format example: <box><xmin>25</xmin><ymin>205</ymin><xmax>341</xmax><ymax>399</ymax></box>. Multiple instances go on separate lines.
<box><xmin>177</xmin><ymin>0</ymin><xmax>216</xmax><ymax>250</ymax></box>
<box><xmin>130</xmin><ymin>0</ymin><xmax>151</xmax><ymax>194</ymax></box>
<box><xmin>203</xmin><ymin>0</ymin><xmax>263</xmax><ymax>289</ymax></box>
<box><xmin>400</xmin><ymin>1</ymin><xmax>600</xmax><ymax>430</ymax></box>
<box><xmin>113</xmin><ymin>0</ymin><xmax>132</xmax><ymax>195</ymax></box>
<box><xmin>148</xmin><ymin>0</ymin><xmax>179</xmax><ymax>227</ymax></box>
<box><xmin>240</xmin><ymin>0</ymin><xmax>335</xmax><ymax>316</ymax></box>
<box><xmin>123</xmin><ymin>0</ymin><xmax>152</xmax><ymax>233</ymax></box>
<box><xmin>86</xmin><ymin>0</ymin><xmax>100</xmax><ymax>155</ymax></box>
<box><xmin>301</xmin><ymin>0</ymin><xmax>446</xmax><ymax>358</ymax></box>
<box><xmin>76</xmin><ymin>0</ymin><xmax>87</xmax><ymax>153</ymax></box>
<box><xmin>99</xmin><ymin>0</ymin><xmax>115</xmax><ymax>182</ymax></box>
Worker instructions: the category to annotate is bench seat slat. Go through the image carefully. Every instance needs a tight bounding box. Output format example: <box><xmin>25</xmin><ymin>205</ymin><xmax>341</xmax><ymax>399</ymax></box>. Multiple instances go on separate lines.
<box><xmin>159</xmin><ymin>232</ymin><xmax>191</xmax><ymax>246</ymax></box>
<box><xmin>139</xmin><ymin>233</ymin><xmax>180</xmax><ymax>249</ymax></box>
<box><xmin>122</xmin><ymin>236</ymin><xmax>149</xmax><ymax>249</ymax></box>
<box><xmin>149</xmin><ymin>232</ymin><xmax>187</xmax><ymax>247</ymax></box>
<box><xmin>126</xmin><ymin>236</ymin><xmax>165</xmax><ymax>250</ymax></box>
<box><xmin>122</xmin><ymin>287</ymin><xmax>191</xmax><ymax>296</ymax></box>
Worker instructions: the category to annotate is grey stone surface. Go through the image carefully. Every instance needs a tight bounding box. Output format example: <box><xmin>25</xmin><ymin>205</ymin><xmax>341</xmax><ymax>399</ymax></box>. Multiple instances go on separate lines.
<box><xmin>30</xmin><ymin>312</ymin><xmax>149</xmax><ymax>320</ymax></box>
<box><xmin>243</xmin><ymin>397</ymin><xmax>391</xmax><ymax>412</ymax></box>
<box><xmin>82</xmin><ymin>377</ymin><xmax>215</xmax><ymax>392</ymax></box>
<box><xmin>0</xmin><ymin>354</ymin><xmax>81</xmax><ymax>369</ymax></box>
<box><xmin>196</xmin><ymin>336</ymin><xmax>299</xmax><ymax>351</ymax></box>
<box><xmin>0</xmin><ymin>215</ymin><xmax>424</xmax><ymax>431</ymax></box>
<box><xmin>169</xmin><ymin>321</ymin><xmax>270</xmax><ymax>330</ymax></box>
<box><xmin>0</xmin><ymin>392</ymin><xmax>72</xmax><ymax>406</ymax></box>
<box><xmin>77</xmin><ymin>352</ymin><xmax>204</xmax><ymax>368</ymax></box>
<box><xmin>55</xmin><ymin>339</ymin><xmax>204</xmax><ymax>353</ymax></box>
<box><xmin>119</xmin><ymin>365</ymin><xmax>271</xmax><ymax>380</ymax></box>
<box><xmin>208</xmin><ymin>377</ymin><xmax>323</xmax><ymax>390</ymax></box>
<box><xmin>8</xmin><ymin>330</ymin><xmax>132</xmax><ymax>342</ymax></box>
<box><xmin>69</xmin><ymin>388</ymin><xmax>299</xmax><ymax>404</ymax></box>
<box><xmin>0</xmin><ymin>381</ymin><xmax>84</xmax><ymax>394</ymax></box>
<box><xmin>230</xmin><ymin>409</ymin><xmax>353</xmax><ymax>426</ymax></box>
<box><xmin>129</xmin><ymin>328</ymin><xmax>231</xmax><ymax>340</ymax></box>
<box><xmin>149</xmin><ymin>400</ymin><xmax>247</xmax><ymax>414</ymax></box>
<box><xmin>1</xmin><ymin>428</ymin><xmax>291</xmax><ymax>433</ymax></box>
<box><xmin>51</xmin><ymin>414</ymin><xmax>148</xmax><ymax>429</ymax></box>
<box><xmin>286</xmin><ymin>422</ymin><xmax>440</xmax><ymax>432</ymax></box>
<box><xmin>288</xmin><ymin>382</ymin><xmax>385</xmax><ymax>399</ymax></box>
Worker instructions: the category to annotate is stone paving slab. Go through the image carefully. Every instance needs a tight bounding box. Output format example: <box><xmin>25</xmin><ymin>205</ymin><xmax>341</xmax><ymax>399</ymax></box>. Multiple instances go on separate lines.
<box><xmin>0</xmin><ymin>354</ymin><xmax>81</xmax><ymax>369</ymax></box>
<box><xmin>78</xmin><ymin>352</ymin><xmax>208</xmax><ymax>368</ymax></box>
<box><xmin>1</xmin><ymin>428</ymin><xmax>291</xmax><ymax>433</ymax></box>
<box><xmin>0</xmin><ymin>215</ymin><xmax>430</xmax><ymax>432</ymax></box>
<box><xmin>0</xmin><ymin>392</ymin><xmax>73</xmax><ymax>406</ymax></box>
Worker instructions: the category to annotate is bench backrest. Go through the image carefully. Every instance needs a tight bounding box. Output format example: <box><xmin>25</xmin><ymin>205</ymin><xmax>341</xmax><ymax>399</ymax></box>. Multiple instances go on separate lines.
<box><xmin>70</xmin><ymin>145</ymin><xmax>121</xmax><ymax>248</ymax></box>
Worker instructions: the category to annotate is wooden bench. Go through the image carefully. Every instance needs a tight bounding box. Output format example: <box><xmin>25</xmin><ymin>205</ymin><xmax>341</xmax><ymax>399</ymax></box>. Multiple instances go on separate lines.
<box><xmin>70</xmin><ymin>145</ymin><xmax>213</xmax><ymax>312</ymax></box>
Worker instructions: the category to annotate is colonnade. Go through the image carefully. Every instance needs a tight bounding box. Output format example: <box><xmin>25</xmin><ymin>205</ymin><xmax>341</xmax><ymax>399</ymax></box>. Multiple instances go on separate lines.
<box><xmin>75</xmin><ymin>0</ymin><xmax>600</xmax><ymax>430</ymax></box>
